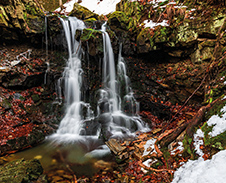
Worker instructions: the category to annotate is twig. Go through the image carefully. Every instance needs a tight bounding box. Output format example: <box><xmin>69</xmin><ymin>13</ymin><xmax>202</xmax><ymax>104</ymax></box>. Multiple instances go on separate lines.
<box><xmin>167</xmin><ymin>74</ymin><xmax>207</xmax><ymax>125</ymax></box>
<box><xmin>138</xmin><ymin>160</ymin><xmax>175</xmax><ymax>173</ymax></box>
<box><xmin>58</xmin><ymin>150</ymin><xmax>77</xmax><ymax>183</ymax></box>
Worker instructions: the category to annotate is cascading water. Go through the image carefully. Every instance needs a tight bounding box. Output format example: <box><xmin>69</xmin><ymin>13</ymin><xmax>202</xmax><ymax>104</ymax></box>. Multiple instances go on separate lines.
<box><xmin>56</xmin><ymin>17</ymin><xmax>94</xmax><ymax>135</ymax></box>
<box><xmin>50</xmin><ymin>18</ymin><xmax>148</xmax><ymax>147</ymax></box>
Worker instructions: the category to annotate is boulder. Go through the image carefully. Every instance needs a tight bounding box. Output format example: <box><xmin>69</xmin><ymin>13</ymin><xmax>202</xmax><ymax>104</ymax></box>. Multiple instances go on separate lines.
<box><xmin>69</xmin><ymin>3</ymin><xmax>98</xmax><ymax>20</ymax></box>
<box><xmin>0</xmin><ymin>158</ymin><xmax>43</xmax><ymax>183</ymax></box>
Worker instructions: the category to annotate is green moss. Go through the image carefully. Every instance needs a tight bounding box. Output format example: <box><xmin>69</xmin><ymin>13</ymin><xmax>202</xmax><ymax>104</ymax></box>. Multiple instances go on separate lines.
<box><xmin>84</xmin><ymin>17</ymin><xmax>97</xmax><ymax>27</ymax></box>
<box><xmin>31</xmin><ymin>94</ymin><xmax>40</xmax><ymax>103</ymax></box>
<box><xmin>80</xmin><ymin>28</ymin><xmax>104</xmax><ymax>56</ymax></box>
<box><xmin>202</xmin><ymin>122</ymin><xmax>226</xmax><ymax>149</ymax></box>
<box><xmin>205</xmin><ymin>99</ymin><xmax>226</xmax><ymax>119</ymax></box>
<box><xmin>0</xmin><ymin>99</ymin><xmax>11</xmax><ymax>109</ymax></box>
<box><xmin>81</xmin><ymin>28</ymin><xmax>101</xmax><ymax>41</ymax></box>
<box><xmin>182</xmin><ymin>134</ymin><xmax>196</xmax><ymax>159</ymax></box>
<box><xmin>152</xmin><ymin>161</ymin><xmax>164</xmax><ymax>169</ymax></box>
<box><xmin>0</xmin><ymin>159</ymin><xmax>43</xmax><ymax>182</ymax></box>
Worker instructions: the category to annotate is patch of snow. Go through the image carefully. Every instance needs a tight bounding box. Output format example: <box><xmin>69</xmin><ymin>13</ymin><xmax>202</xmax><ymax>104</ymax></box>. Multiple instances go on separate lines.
<box><xmin>174</xmin><ymin>5</ymin><xmax>187</xmax><ymax>8</ymax></box>
<box><xmin>56</xmin><ymin>0</ymin><xmax>121</xmax><ymax>15</ymax></box>
<box><xmin>207</xmin><ymin>105</ymin><xmax>226</xmax><ymax>137</ymax></box>
<box><xmin>170</xmin><ymin>141</ymin><xmax>184</xmax><ymax>155</ymax></box>
<box><xmin>168</xmin><ymin>2</ymin><xmax>177</xmax><ymax>5</ymax></box>
<box><xmin>220</xmin><ymin>76</ymin><xmax>225</xmax><ymax>80</ymax></box>
<box><xmin>143</xmin><ymin>19</ymin><xmax>169</xmax><ymax>29</ymax></box>
<box><xmin>141</xmin><ymin>159</ymin><xmax>157</xmax><ymax>173</ymax></box>
<box><xmin>193</xmin><ymin>129</ymin><xmax>204</xmax><ymax>157</ymax></box>
<box><xmin>172</xmin><ymin>150</ymin><xmax>226</xmax><ymax>183</ymax></box>
<box><xmin>142</xmin><ymin>138</ymin><xmax>157</xmax><ymax>156</ymax></box>
<box><xmin>11</xmin><ymin>60</ymin><xmax>21</xmax><ymax>66</ymax></box>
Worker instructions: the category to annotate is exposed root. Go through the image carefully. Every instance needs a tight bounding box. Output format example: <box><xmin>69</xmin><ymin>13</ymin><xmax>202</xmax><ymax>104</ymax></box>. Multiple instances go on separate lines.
<box><xmin>138</xmin><ymin>160</ymin><xmax>175</xmax><ymax>173</ymax></box>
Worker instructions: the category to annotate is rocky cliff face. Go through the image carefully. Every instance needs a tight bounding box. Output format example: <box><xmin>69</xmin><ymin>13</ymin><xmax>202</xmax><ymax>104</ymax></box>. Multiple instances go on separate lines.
<box><xmin>0</xmin><ymin>0</ymin><xmax>46</xmax><ymax>44</ymax></box>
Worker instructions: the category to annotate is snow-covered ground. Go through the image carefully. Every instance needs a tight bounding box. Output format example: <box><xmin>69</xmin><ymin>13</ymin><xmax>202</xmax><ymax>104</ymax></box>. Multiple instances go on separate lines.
<box><xmin>172</xmin><ymin>150</ymin><xmax>226</xmax><ymax>183</ymax></box>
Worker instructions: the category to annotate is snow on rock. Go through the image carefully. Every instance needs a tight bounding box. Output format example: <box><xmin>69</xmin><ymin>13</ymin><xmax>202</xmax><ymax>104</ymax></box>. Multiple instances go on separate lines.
<box><xmin>143</xmin><ymin>19</ymin><xmax>169</xmax><ymax>29</ymax></box>
<box><xmin>142</xmin><ymin>138</ymin><xmax>157</xmax><ymax>156</ymax></box>
<box><xmin>207</xmin><ymin>105</ymin><xmax>226</xmax><ymax>137</ymax></box>
<box><xmin>170</xmin><ymin>141</ymin><xmax>184</xmax><ymax>156</ymax></box>
<box><xmin>193</xmin><ymin>129</ymin><xmax>204</xmax><ymax>157</ymax></box>
<box><xmin>142</xmin><ymin>138</ymin><xmax>158</xmax><ymax>173</ymax></box>
<box><xmin>55</xmin><ymin>0</ymin><xmax>121</xmax><ymax>15</ymax></box>
<box><xmin>172</xmin><ymin>150</ymin><xmax>226</xmax><ymax>183</ymax></box>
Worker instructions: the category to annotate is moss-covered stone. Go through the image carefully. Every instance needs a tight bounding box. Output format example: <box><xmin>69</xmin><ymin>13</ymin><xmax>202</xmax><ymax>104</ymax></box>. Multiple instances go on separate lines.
<box><xmin>69</xmin><ymin>3</ymin><xmax>98</xmax><ymax>20</ymax></box>
<box><xmin>201</xmin><ymin>122</ymin><xmax>226</xmax><ymax>151</ymax></box>
<box><xmin>80</xmin><ymin>28</ymin><xmax>103</xmax><ymax>56</ymax></box>
<box><xmin>0</xmin><ymin>158</ymin><xmax>43</xmax><ymax>183</ymax></box>
<box><xmin>84</xmin><ymin>17</ymin><xmax>97</xmax><ymax>28</ymax></box>
<box><xmin>0</xmin><ymin>0</ymin><xmax>45</xmax><ymax>43</ymax></box>
<box><xmin>176</xmin><ymin>23</ymin><xmax>198</xmax><ymax>46</ymax></box>
<box><xmin>107</xmin><ymin>11</ymin><xmax>128</xmax><ymax>31</ymax></box>
<box><xmin>0</xmin><ymin>99</ymin><xmax>12</xmax><ymax>110</ymax></box>
<box><xmin>31</xmin><ymin>94</ymin><xmax>40</xmax><ymax>103</ymax></box>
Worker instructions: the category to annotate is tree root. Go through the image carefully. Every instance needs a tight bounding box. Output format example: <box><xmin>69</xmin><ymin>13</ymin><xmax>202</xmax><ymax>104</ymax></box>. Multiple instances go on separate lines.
<box><xmin>138</xmin><ymin>160</ymin><xmax>175</xmax><ymax>173</ymax></box>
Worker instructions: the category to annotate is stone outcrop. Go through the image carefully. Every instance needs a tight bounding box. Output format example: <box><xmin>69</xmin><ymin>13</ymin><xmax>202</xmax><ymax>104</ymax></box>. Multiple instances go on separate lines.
<box><xmin>0</xmin><ymin>0</ymin><xmax>45</xmax><ymax>43</ymax></box>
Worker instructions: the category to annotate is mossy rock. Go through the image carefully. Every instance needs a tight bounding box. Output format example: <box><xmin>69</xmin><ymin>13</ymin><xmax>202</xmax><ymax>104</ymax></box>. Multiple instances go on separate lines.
<box><xmin>0</xmin><ymin>0</ymin><xmax>45</xmax><ymax>43</ymax></box>
<box><xmin>0</xmin><ymin>158</ymin><xmax>43</xmax><ymax>183</ymax></box>
<box><xmin>200</xmin><ymin>99</ymin><xmax>226</xmax><ymax>154</ymax></box>
<box><xmin>80</xmin><ymin>28</ymin><xmax>103</xmax><ymax>56</ymax></box>
<box><xmin>31</xmin><ymin>94</ymin><xmax>40</xmax><ymax>103</ymax></box>
<box><xmin>201</xmin><ymin>122</ymin><xmax>226</xmax><ymax>151</ymax></box>
<box><xmin>176</xmin><ymin>23</ymin><xmax>198</xmax><ymax>46</ymax></box>
<box><xmin>69</xmin><ymin>3</ymin><xmax>98</xmax><ymax>20</ymax></box>
<box><xmin>154</xmin><ymin>26</ymin><xmax>170</xmax><ymax>43</ymax></box>
<box><xmin>84</xmin><ymin>17</ymin><xmax>98</xmax><ymax>28</ymax></box>
<box><xmin>0</xmin><ymin>99</ymin><xmax>12</xmax><ymax>110</ymax></box>
<box><xmin>107</xmin><ymin>11</ymin><xmax>128</xmax><ymax>31</ymax></box>
<box><xmin>0</xmin><ymin>6</ymin><xmax>9</xmax><ymax>26</ymax></box>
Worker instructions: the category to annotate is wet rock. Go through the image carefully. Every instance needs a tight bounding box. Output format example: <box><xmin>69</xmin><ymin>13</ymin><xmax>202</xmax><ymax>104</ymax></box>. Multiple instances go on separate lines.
<box><xmin>0</xmin><ymin>158</ymin><xmax>43</xmax><ymax>183</ymax></box>
<box><xmin>0</xmin><ymin>124</ymin><xmax>55</xmax><ymax>156</ymax></box>
<box><xmin>80</xmin><ymin>28</ymin><xmax>104</xmax><ymax>56</ymax></box>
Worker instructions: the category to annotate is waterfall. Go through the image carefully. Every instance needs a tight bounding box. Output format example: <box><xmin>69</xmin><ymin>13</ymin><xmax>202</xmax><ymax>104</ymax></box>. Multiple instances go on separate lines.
<box><xmin>51</xmin><ymin>18</ymin><xmax>148</xmax><ymax>143</ymax></box>
<box><xmin>44</xmin><ymin>16</ymin><xmax>50</xmax><ymax>85</ymax></box>
<box><xmin>56</xmin><ymin>17</ymin><xmax>94</xmax><ymax>135</ymax></box>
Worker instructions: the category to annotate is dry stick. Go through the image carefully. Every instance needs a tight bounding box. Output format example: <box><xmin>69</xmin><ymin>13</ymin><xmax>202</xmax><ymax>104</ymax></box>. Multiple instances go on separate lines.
<box><xmin>75</xmin><ymin>41</ymin><xmax>82</xmax><ymax>55</ymax></box>
<box><xmin>167</xmin><ymin>74</ymin><xmax>207</xmax><ymax>126</ymax></box>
